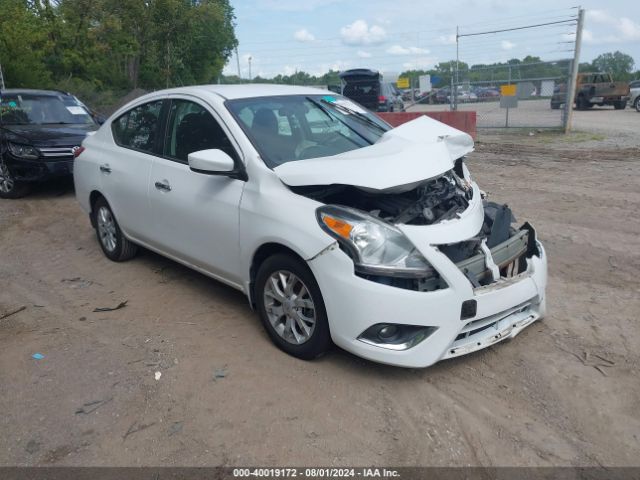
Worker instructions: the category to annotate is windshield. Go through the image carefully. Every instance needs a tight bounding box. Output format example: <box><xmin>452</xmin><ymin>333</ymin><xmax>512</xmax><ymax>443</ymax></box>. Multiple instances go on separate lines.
<box><xmin>226</xmin><ymin>94</ymin><xmax>391</xmax><ymax>168</ymax></box>
<box><xmin>0</xmin><ymin>93</ymin><xmax>95</xmax><ymax>125</ymax></box>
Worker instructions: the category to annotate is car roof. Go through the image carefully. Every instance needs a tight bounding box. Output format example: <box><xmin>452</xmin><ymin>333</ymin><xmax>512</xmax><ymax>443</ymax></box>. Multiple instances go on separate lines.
<box><xmin>1</xmin><ymin>89</ymin><xmax>72</xmax><ymax>96</ymax></box>
<box><xmin>148</xmin><ymin>84</ymin><xmax>333</xmax><ymax>101</ymax></box>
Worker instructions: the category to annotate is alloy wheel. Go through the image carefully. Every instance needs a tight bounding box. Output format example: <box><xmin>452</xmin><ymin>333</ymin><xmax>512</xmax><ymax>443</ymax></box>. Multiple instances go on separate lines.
<box><xmin>0</xmin><ymin>163</ymin><xmax>15</xmax><ymax>193</ymax></box>
<box><xmin>97</xmin><ymin>206</ymin><xmax>117</xmax><ymax>252</ymax></box>
<box><xmin>263</xmin><ymin>270</ymin><xmax>316</xmax><ymax>345</ymax></box>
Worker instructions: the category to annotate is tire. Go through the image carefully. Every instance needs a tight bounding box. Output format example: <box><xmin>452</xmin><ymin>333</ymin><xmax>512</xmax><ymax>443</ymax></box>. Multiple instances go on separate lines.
<box><xmin>255</xmin><ymin>253</ymin><xmax>331</xmax><ymax>360</ymax></box>
<box><xmin>635</xmin><ymin>97</ymin><xmax>640</xmax><ymax>112</ymax></box>
<box><xmin>0</xmin><ymin>162</ymin><xmax>31</xmax><ymax>199</ymax></box>
<box><xmin>550</xmin><ymin>102</ymin><xmax>560</xmax><ymax>110</ymax></box>
<box><xmin>576</xmin><ymin>96</ymin><xmax>590</xmax><ymax>110</ymax></box>
<box><xmin>613</xmin><ymin>100</ymin><xmax>626</xmax><ymax>110</ymax></box>
<box><xmin>92</xmin><ymin>196</ymin><xmax>138</xmax><ymax>262</ymax></box>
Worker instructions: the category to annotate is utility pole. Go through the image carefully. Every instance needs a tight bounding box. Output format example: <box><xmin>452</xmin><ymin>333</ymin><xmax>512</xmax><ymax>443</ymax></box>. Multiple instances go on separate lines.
<box><xmin>248</xmin><ymin>56</ymin><xmax>252</xmax><ymax>81</ymax></box>
<box><xmin>454</xmin><ymin>25</ymin><xmax>459</xmax><ymax>111</ymax></box>
<box><xmin>235</xmin><ymin>46</ymin><xmax>241</xmax><ymax>80</ymax></box>
<box><xmin>565</xmin><ymin>7</ymin><xmax>584</xmax><ymax>133</ymax></box>
<box><xmin>0</xmin><ymin>60</ymin><xmax>5</xmax><ymax>90</ymax></box>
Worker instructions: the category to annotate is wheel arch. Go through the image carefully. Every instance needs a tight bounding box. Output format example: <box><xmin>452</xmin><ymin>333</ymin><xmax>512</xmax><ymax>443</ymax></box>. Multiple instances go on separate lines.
<box><xmin>248</xmin><ymin>242</ymin><xmax>308</xmax><ymax>309</ymax></box>
<box><xmin>88</xmin><ymin>190</ymin><xmax>105</xmax><ymax>228</ymax></box>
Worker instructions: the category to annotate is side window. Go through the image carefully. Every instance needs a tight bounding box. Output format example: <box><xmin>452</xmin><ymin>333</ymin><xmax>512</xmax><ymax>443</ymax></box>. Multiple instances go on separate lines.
<box><xmin>164</xmin><ymin>100</ymin><xmax>237</xmax><ymax>163</ymax></box>
<box><xmin>112</xmin><ymin>100</ymin><xmax>163</xmax><ymax>153</ymax></box>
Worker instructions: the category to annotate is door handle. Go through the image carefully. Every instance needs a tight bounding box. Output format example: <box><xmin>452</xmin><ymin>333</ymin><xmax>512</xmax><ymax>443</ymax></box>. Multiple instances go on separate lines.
<box><xmin>99</xmin><ymin>164</ymin><xmax>111</xmax><ymax>174</ymax></box>
<box><xmin>154</xmin><ymin>180</ymin><xmax>172</xmax><ymax>192</ymax></box>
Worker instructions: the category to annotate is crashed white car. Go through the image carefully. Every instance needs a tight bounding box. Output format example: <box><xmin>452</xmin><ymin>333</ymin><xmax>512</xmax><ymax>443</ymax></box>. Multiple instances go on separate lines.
<box><xmin>74</xmin><ymin>85</ymin><xmax>547</xmax><ymax>368</ymax></box>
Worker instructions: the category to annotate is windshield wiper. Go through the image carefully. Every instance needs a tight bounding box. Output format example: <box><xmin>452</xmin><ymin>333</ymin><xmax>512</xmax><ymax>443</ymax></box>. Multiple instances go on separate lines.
<box><xmin>319</xmin><ymin>98</ymin><xmax>388</xmax><ymax>134</ymax></box>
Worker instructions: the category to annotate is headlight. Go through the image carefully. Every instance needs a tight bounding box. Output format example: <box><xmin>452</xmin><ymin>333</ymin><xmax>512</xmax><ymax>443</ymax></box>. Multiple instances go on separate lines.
<box><xmin>8</xmin><ymin>142</ymin><xmax>39</xmax><ymax>160</ymax></box>
<box><xmin>316</xmin><ymin>205</ymin><xmax>435</xmax><ymax>278</ymax></box>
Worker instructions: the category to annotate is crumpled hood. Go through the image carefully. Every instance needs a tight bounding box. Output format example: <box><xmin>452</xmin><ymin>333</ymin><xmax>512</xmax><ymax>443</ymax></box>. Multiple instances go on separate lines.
<box><xmin>273</xmin><ymin>115</ymin><xmax>474</xmax><ymax>192</ymax></box>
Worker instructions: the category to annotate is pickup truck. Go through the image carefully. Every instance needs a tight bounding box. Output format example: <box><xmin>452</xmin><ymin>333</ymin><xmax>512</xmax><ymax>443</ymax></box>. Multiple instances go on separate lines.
<box><xmin>550</xmin><ymin>72</ymin><xmax>630</xmax><ymax>110</ymax></box>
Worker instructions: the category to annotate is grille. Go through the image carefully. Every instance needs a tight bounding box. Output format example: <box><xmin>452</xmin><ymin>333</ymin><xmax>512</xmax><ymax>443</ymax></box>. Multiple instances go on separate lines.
<box><xmin>39</xmin><ymin>146</ymin><xmax>78</xmax><ymax>160</ymax></box>
<box><xmin>455</xmin><ymin>301</ymin><xmax>532</xmax><ymax>342</ymax></box>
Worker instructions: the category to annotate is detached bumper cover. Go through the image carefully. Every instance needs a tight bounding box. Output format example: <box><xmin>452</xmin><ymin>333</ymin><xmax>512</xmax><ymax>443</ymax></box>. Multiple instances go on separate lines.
<box><xmin>309</xmin><ymin>231</ymin><xmax>547</xmax><ymax>368</ymax></box>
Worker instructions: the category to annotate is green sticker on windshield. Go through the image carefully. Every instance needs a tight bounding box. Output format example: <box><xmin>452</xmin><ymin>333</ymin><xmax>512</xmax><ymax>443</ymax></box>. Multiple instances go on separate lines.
<box><xmin>321</xmin><ymin>95</ymin><xmax>336</xmax><ymax>103</ymax></box>
<box><xmin>8</xmin><ymin>101</ymin><xmax>17</xmax><ymax>107</ymax></box>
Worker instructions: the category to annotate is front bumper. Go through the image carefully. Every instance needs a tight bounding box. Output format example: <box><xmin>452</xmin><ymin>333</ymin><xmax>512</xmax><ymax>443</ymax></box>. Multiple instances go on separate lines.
<box><xmin>5</xmin><ymin>155</ymin><xmax>74</xmax><ymax>182</ymax></box>
<box><xmin>308</xmin><ymin>237</ymin><xmax>547</xmax><ymax>368</ymax></box>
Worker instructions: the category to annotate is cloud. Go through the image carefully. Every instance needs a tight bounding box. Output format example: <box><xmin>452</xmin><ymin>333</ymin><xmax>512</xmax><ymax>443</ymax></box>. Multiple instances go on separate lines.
<box><xmin>357</xmin><ymin>50</ymin><xmax>372</xmax><ymax>58</ymax></box>
<box><xmin>584</xmin><ymin>9</ymin><xmax>640</xmax><ymax>43</ymax></box>
<box><xmin>437</xmin><ymin>34</ymin><xmax>457</xmax><ymax>45</ymax></box>
<box><xmin>401</xmin><ymin>57</ymin><xmax>438</xmax><ymax>70</ymax></box>
<box><xmin>386</xmin><ymin>45</ymin><xmax>430</xmax><ymax>55</ymax></box>
<box><xmin>340</xmin><ymin>20</ymin><xmax>387</xmax><ymax>46</ymax></box>
<box><xmin>501</xmin><ymin>40</ymin><xmax>516</xmax><ymax>50</ymax></box>
<box><xmin>293</xmin><ymin>28</ymin><xmax>315</xmax><ymax>42</ymax></box>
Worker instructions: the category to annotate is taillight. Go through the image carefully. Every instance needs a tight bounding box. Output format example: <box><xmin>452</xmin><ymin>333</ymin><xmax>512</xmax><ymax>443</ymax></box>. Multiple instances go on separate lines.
<box><xmin>73</xmin><ymin>146</ymin><xmax>85</xmax><ymax>158</ymax></box>
<box><xmin>378</xmin><ymin>95</ymin><xmax>387</xmax><ymax>102</ymax></box>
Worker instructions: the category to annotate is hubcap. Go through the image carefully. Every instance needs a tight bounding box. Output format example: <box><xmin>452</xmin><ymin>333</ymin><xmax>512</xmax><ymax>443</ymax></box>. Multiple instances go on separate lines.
<box><xmin>0</xmin><ymin>163</ymin><xmax>15</xmax><ymax>193</ymax></box>
<box><xmin>97</xmin><ymin>206</ymin><xmax>117</xmax><ymax>252</ymax></box>
<box><xmin>263</xmin><ymin>270</ymin><xmax>316</xmax><ymax>345</ymax></box>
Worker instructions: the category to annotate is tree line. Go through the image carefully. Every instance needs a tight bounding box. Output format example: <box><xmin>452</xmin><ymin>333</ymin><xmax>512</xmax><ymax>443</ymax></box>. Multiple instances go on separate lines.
<box><xmin>0</xmin><ymin>0</ymin><xmax>237</xmax><ymax>110</ymax></box>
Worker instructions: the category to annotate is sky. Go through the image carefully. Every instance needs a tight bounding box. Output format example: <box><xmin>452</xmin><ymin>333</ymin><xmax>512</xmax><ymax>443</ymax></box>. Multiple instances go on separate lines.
<box><xmin>224</xmin><ymin>0</ymin><xmax>640</xmax><ymax>80</ymax></box>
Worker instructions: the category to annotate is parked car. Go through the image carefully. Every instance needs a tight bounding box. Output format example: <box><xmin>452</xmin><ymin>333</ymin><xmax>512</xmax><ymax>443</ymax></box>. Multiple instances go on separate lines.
<box><xmin>74</xmin><ymin>84</ymin><xmax>547</xmax><ymax>368</ymax></box>
<box><xmin>433</xmin><ymin>87</ymin><xmax>451</xmax><ymax>104</ymax></box>
<box><xmin>0</xmin><ymin>89</ymin><xmax>99</xmax><ymax>198</ymax></box>
<box><xmin>629</xmin><ymin>80</ymin><xmax>640</xmax><ymax>112</ymax></box>
<box><xmin>551</xmin><ymin>72</ymin><xmax>630</xmax><ymax>110</ymax></box>
<box><xmin>476</xmin><ymin>87</ymin><xmax>500</xmax><ymax>101</ymax></box>
<box><xmin>339</xmin><ymin>69</ymin><xmax>404</xmax><ymax>112</ymax></box>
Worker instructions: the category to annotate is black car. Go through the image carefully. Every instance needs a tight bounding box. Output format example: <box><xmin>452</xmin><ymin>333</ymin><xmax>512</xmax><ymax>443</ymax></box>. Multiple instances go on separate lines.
<box><xmin>0</xmin><ymin>89</ymin><xmax>99</xmax><ymax>198</ymax></box>
<box><xmin>339</xmin><ymin>69</ymin><xmax>404</xmax><ymax>113</ymax></box>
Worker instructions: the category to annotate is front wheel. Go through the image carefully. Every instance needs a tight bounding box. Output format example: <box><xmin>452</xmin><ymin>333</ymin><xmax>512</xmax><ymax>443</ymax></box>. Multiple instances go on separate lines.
<box><xmin>0</xmin><ymin>163</ymin><xmax>31</xmax><ymax>199</ymax></box>
<box><xmin>92</xmin><ymin>197</ymin><xmax>138</xmax><ymax>262</ymax></box>
<box><xmin>255</xmin><ymin>254</ymin><xmax>331</xmax><ymax>360</ymax></box>
<box><xmin>635</xmin><ymin>97</ymin><xmax>640</xmax><ymax>112</ymax></box>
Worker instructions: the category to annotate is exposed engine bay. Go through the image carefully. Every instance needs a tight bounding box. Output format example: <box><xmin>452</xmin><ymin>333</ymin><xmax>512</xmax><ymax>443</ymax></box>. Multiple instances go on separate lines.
<box><xmin>292</xmin><ymin>168</ymin><xmax>473</xmax><ymax>226</ymax></box>
<box><xmin>292</xmin><ymin>160</ymin><xmax>539</xmax><ymax>291</ymax></box>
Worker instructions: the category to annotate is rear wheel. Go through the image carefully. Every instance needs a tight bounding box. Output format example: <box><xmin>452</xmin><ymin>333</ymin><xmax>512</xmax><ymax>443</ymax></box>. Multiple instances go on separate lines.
<box><xmin>0</xmin><ymin>163</ymin><xmax>30</xmax><ymax>199</ymax></box>
<box><xmin>92</xmin><ymin>197</ymin><xmax>138</xmax><ymax>261</ymax></box>
<box><xmin>614</xmin><ymin>100</ymin><xmax>626</xmax><ymax>110</ymax></box>
<box><xmin>255</xmin><ymin>253</ymin><xmax>331</xmax><ymax>360</ymax></box>
<box><xmin>550</xmin><ymin>102</ymin><xmax>560</xmax><ymax>110</ymax></box>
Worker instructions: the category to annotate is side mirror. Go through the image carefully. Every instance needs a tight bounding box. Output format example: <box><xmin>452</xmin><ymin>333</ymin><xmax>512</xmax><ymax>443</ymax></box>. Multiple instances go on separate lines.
<box><xmin>188</xmin><ymin>149</ymin><xmax>246</xmax><ymax>180</ymax></box>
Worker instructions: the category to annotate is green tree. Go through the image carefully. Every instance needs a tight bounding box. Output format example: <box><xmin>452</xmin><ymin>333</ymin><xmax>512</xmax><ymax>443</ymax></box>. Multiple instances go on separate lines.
<box><xmin>591</xmin><ymin>51</ymin><xmax>635</xmax><ymax>79</ymax></box>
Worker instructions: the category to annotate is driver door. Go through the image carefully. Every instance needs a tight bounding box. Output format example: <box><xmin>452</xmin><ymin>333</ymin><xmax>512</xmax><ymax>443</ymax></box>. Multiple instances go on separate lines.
<box><xmin>147</xmin><ymin>98</ymin><xmax>245</xmax><ymax>287</ymax></box>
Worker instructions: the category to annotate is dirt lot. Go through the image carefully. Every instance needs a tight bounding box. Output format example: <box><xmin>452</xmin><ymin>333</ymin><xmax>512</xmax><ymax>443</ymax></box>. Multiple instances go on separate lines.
<box><xmin>1</xmin><ymin>132</ymin><xmax>639</xmax><ymax>467</ymax></box>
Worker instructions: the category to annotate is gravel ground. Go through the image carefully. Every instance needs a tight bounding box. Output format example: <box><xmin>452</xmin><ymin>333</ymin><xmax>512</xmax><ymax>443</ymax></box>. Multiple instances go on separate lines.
<box><xmin>0</xmin><ymin>131</ymin><xmax>639</xmax><ymax>467</ymax></box>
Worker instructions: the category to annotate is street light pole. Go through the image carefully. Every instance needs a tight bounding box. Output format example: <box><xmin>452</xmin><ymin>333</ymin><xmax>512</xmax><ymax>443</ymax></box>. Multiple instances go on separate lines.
<box><xmin>248</xmin><ymin>56</ymin><xmax>252</xmax><ymax>82</ymax></box>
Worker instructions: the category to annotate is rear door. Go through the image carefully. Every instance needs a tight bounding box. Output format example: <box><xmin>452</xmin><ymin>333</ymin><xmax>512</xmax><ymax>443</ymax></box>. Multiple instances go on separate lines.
<box><xmin>147</xmin><ymin>97</ymin><xmax>245</xmax><ymax>286</ymax></box>
<box><xmin>102</xmin><ymin>98</ymin><xmax>166</xmax><ymax>243</ymax></box>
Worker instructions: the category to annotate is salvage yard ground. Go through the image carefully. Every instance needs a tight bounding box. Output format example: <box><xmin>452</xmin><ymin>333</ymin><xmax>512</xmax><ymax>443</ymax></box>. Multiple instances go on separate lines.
<box><xmin>0</xmin><ymin>127</ymin><xmax>639</xmax><ymax>466</ymax></box>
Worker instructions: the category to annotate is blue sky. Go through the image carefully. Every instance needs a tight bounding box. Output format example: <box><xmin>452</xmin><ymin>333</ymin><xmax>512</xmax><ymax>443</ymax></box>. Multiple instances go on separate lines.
<box><xmin>224</xmin><ymin>0</ymin><xmax>640</xmax><ymax>79</ymax></box>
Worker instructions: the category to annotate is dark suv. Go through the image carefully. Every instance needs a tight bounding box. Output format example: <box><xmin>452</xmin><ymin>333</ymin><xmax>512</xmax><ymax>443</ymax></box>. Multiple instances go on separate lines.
<box><xmin>0</xmin><ymin>89</ymin><xmax>99</xmax><ymax>198</ymax></box>
<box><xmin>339</xmin><ymin>69</ymin><xmax>404</xmax><ymax>113</ymax></box>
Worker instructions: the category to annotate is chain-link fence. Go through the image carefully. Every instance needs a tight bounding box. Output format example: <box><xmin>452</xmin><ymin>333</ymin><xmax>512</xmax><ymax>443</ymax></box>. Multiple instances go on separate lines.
<box><xmin>450</xmin><ymin>60</ymin><xmax>573</xmax><ymax>129</ymax></box>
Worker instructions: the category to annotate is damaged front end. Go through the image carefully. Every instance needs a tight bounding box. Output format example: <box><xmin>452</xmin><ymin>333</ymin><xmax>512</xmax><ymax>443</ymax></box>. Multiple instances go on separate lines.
<box><xmin>294</xmin><ymin>160</ymin><xmax>540</xmax><ymax>294</ymax></box>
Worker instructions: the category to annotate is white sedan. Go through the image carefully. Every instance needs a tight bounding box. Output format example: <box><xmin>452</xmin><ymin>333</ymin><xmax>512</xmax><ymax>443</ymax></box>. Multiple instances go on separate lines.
<box><xmin>74</xmin><ymin>84</ymin><xmax>547</xmax><ymax>368</ymax></box>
